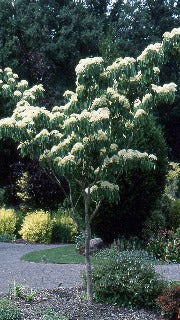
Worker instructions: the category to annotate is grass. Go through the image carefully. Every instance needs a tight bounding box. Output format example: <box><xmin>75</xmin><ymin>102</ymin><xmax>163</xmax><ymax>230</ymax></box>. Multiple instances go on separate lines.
<box><xmin>21</xmin><ymin>244</ymin><xmax>95</xmax><ymax>264</ymax></box>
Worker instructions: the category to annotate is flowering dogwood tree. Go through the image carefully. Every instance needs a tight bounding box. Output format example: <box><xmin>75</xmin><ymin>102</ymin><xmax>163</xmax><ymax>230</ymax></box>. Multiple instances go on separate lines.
<box><xmin>0</xmin><ymin>28</ymin><xmax>179</xmax><ymax>302</ymax></box>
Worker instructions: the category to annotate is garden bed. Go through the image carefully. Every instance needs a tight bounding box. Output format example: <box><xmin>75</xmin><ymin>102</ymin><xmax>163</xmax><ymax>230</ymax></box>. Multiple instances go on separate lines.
<box><xmin>1</xmin><ymin>287</ymin><xmax>161</xmax><ymax>320</ymax></box>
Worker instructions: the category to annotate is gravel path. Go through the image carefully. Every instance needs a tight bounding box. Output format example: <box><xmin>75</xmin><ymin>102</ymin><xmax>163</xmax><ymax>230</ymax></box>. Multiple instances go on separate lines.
<box><xmin>0</xmin><ymin>242</ymin><xmax>84</xmax><ymax>295</ymax></box>
<box><xmin>0</xmin><ymin>242</ymin><xmax>179</xmax><ymax>296</ymax></box>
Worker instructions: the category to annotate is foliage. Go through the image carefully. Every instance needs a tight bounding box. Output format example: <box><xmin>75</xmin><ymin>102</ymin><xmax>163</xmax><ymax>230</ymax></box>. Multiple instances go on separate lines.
<box><xmin>142</xmin><ymin>209</ymin><xmax>167</xmax><ymax>241</ymax></box>
<box><xmin>165</xmin><ymin>162</ymin><xmax>180</xmax><ymax>201</ymax></box>
<box><xmin>40</xmin><ymin>308</ymin><xmax>67</xmax><ymax>320</ymax></box>
<box><xmin>156</xmin><ymin>284</ymin><xmax>180</xmax><ymax>320</ymax></box>
<box><xmin>19</xmin><ymin>210</ymin><xmax>53</xmax><ymax>243</ymax></box>
<box><xmin>168</xmin><ymin>200</ymin><xmax>180</xmax><ymax>231</ymax></box>
<box><xmin>146</xmin><ymin>229</ymin><xmax>180</xmax><ymax>263</ymax></box>
<box><xmin>0</xmin><ymin>207</ymin><xmax>16</xmax><ymax>235</ymax></box>
<box><xmin>0</xmin><ymin>234</ymin><xmax>16</xmax><ymax>242</ymax></box>
<box><xmin>111</xmin><ymin>236</ymin><xmax>144</xmax><ymax>251</ymax></box>
<box><xmin>52</xmin><ymin>210</ymin><xmax>78</xmax><ymax>243</ymax></box>
<box><xmin>90</xmin><ymin>248</ymin><xmax>166</xmax><ymax>307</ymax></box>
<box><xmin>0</xmin><ymin>298</ymin><xmax>21</xmax><ymax>320</ymax></box>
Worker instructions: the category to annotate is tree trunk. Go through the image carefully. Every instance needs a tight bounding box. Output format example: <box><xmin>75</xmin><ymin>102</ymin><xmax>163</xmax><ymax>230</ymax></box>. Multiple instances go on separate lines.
<box><xmin>84</xmin><ymin>198</ymin><xmax>93</xmax><ymax>303</ymax></box>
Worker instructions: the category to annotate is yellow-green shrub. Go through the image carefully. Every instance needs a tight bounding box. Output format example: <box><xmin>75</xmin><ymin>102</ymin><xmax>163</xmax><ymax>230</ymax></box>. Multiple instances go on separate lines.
<box><xmin>19</xmin><ymin>210</ymin><xmax>52</xmax><ymax>243</ymax></box>
<box><xmin>0</xmin><ymin>208</ymin><xmax>16</xmax><ymax>235</ymax></box>
<box><xmin>52</xmin><ymin>212</ymin><xmax>78</xmax><ymax>243</ymax></box>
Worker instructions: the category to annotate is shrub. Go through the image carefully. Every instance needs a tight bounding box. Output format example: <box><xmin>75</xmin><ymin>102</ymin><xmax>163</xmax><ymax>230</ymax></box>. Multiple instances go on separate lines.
<box><xmin>52</xmin><ymin>211</ymin><xmax>78</xmax><ymax>243</ymax></box>
<box><xmin>146</xmin><ymin>229</ymin><xmax>180</xmax><ymax>263</ymax></box>
<box><xmin>90</xmin><ymin>248</ymin><xmax>166</xmax><ymax>307</ymax></box>
<box><xmin>15</xmin><ymin>210</ymin><xmax>26</xmax><ymax>237</ymax></box>
<box><xmin>0</xmin><ymin>299</ymin><xmax>21</xmax><ymax>320</ymax></box>
<box><xmin>156</xmin><ymin>284</ymin><xmax>180</xmax><ymax>320</ymax></box>
<box><xmin>168</xmin><ymin>200</ymin><xmax>180</xmax><ymax>231</ymax></box>
<box><xmin>19</xmin><ymin>210</ymin><xmax>52</xmax><ymax>243</ymax></box>
<box><xmin>142</xmin><ymin>209</ymin><xmax>167</xmax><ymax>241</ymax></box>
<box><xmin>0</xmin><ymin>208</ymin><xmax>16</xmax><ymax>235</ymax></box>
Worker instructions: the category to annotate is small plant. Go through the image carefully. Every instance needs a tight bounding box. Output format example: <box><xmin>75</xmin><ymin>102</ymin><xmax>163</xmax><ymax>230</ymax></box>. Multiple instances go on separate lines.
<box><xmin>40</xmin><ymin>308</ymin><xmax>67</xmax><ymax>320</ymax></box>
<box><xmin>0</xmin><ymin>208</ymin><xmax>16</xmax><ymax>235</ymax></box>
<box><xmin>156</xmin><ymin>284</ymin><xmax>180</xmax><ymax>320</ymax></box>
<box><xmin>146</xmin><ymin>229</ymin><xmax>180</xmax><ymax>263</ymax></box>
<box><xmin>19</xmin><ymin>210</ymin><xmax>53</xmax><ymax>243</ymax></box>
<box><xmin>89</xmin><ymin>248</ymin><xmax>166</xmax><ymax>307</ymax></box>
<box><xmin>0</xmin><ymin>298</ymin><xmax>21</xmax><ymax>320</ymax></box>
<box><xmin>8</xmin><ymin>282</ymin><xmax>24</xmax><ymax>300</ymax></box>
<box><xmin>112</xmin><ymin>236</ymin><xmax>144</xmax><ymax>251</ymax></box>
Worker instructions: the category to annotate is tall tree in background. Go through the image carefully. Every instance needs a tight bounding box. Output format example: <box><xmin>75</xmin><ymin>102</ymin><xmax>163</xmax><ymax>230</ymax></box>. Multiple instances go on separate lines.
<box><xmin>0</xmin><ymin>0</ymin><xmax>104</xmax><ymax>105</ymax></box>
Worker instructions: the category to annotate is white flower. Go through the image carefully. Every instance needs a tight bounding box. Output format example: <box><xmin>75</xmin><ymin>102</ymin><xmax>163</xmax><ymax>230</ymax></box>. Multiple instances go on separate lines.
<box><xmin>142</xmin><ymin>94</ymin><xmax>152</xmax><ymax>105</ymax></box>
<box><xmin>153</xmin><ymin>67</ymin><xmax>160</xmax><ymax>74</ymax></box>
<box><xmin>137</xmin><ymin>43</ymin><xmax>162</xmax><ymax>61</ymax></box>
<box><xmin>134</xmin><ymin>109</ymin><xmax>146</xmax><ymax>118</ymax></box>
<box><xmin>13</xmin><ymin>73</ymin><xmax>19</xmax><ymax>79</ymax></box>
<box><xmin>71</xmin><ymin>142</ymin><xmax>84</xmax><ymax>154</ymax></box>
<box><xmin>110</xmin><ymin>144</ymin><xmax>118</xmax><ymax>151</ymax></box>
<box><xmin>4</xmin><ymin>67</ymin><xmax>12</xmax><ymax>73</ymax></box>
<box><xmin>2</xmin><ymin>84</ymin><xmax>9</xmax><ymax>90</ymax></box>
<box><xmin>100</xmin><ymin>181</ymin><xmax>119</xmax><ymax>192</ymax></box>
<box><xmin>134</xmin><ymin>99</ymin><xmax>141</xmax><ymax>108</ymax></box>
<box><xmin>152</xmin><ymin>83</ymin><xmax>177</xmax><ymax>93</ymax></box>
<box><xmin>17</xmin><ymin>80</ymin><xmax>28</xmax><ymax>88</ymax></box>
<box><xmin>75</xmin><ymin>57</ymin><xmax>103</xmax><ymax>74</ymax></box>
<box><xmin>96</xmin><ymin>130</ymin><xmax>108</xmax><ymax>141</ymax></box>
<box><xmin>14</xmin><ymin>90</ymin><xmax>22</xmax><ymax>97</ymax></box>
<box><xmin>8</xmin><ymin>78</ymin><xmax>15</xmax><ymax>83</ymax></box>
<box><xmin>163</xmin><ymin>28</ymin><xmax>180</xmax><ymax>39</ymax></box>
<box><xmin>90</xmin><ymin>108</ymin><xmax>110</xmax><ymax>123</ymax></box>
<box><xmin>149</xmin><ymin>154</ymin><xmax>157</xmax><ymax>161</ymax></box>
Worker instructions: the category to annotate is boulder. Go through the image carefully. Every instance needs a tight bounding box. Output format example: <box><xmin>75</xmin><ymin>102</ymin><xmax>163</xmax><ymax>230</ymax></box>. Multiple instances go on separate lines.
<box><xmin>78</xmin><ymin>237</ymin><xmax>105</xmax><ymax>255</ymax></box>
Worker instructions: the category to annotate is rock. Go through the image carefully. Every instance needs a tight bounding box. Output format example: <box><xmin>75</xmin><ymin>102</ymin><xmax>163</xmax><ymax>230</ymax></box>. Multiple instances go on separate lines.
<box><xmin>78</xmin><ymin>238</ymin><xmax>105</xmax><ymax>255</ymax></box>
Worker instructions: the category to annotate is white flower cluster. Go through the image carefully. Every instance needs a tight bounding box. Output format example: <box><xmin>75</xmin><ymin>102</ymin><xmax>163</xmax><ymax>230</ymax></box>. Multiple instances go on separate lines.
<box><xmin>90</xmin><ymin>108</ymin><xmax>110</xmax><ymax>123</ymax></box>
<box><xmin>17</xmin><ymin>80</ymin><xmax>28</xmax><ymax>88</ymax></box>
<box><xmin>107</xmin><ymin>88</ymin><xmax>130</xmax><ymax>108</ymax></box>
<box><xmin>134</xmin><ymin>99</ymin><xmax>141</xmax><ymax>108</ymax></box>
<box><xmin>142</xmin><ymin>93</ymin><xmax>152</xmax><ymax>105</ymax></box>
<box><xmin>118</xmin><ymin>149</ymin><xmax>157</xmax><ymax>161</ymax></box>
<box><xmin>8</xmin><ymin>78</ymin><xmax>15</xmax><ymax>83</ymax></box>
<box><xmin>137</xmin><ymin>43</ymin><xmax>162</xmax><ymax>62</ymax></box>
<box><xmin>71</xmin><ymin>142</ymin><xmax>84</xmax><ymax>154</ymax></box>
<box><xmin>152</xmin><ymin>83</ymin><xmax>177</xmax><ymax>93</ymax></box>
<box><xmin>2</xmin><ymin>84</ymin><xmax>9</xmax><ymax>90</ymax></box>
<box><xmin>0</xmin><ymin>117</ymin><xmax>16</xmax><ymax>128</ymax></box>
<box><xmin>91</xmin><ymin>96</ymin><xmax>108</xmax><ymax>110</ymax></box>
<box><xmin>163</xmin><ymin>28</ymin><xmax>180</xmax><ymax>39</ymax></box>
<box><xmin>55</xmin><ymin>154</ymin><xmax>75</xmax><ymax>167</ymax></box>
<box><xmin>4</xmin><ymin>67</ymin><xmax>12</xmax><ymax>73</ymax></box>
<box><xmin>96</xmin><ymin>130</ymin><xmax>108</xmax><ymax>141</ymax></box>
<box><xmin>110</xmin><ymin>144</ymin><xmax>118</xmax><ymax>151</ymax></box>
<box><xmin>100</xmin><ymin>181</ymin><xmax>119</xmax><ymax>192</ymax></box>
<box><xmin>34</xmin><ymin>129</ymin><xmax>49</xmax><ymax>140</ymax></box>
<box><xmin>107</xmin><ymin>57</ymin><xmax>135</xmax><ymax>73</ymax></box>
<box><xmin>134</xmin><ymin>109</ymin><xmax>146</xmax><ymax>118</ymax></box>
<box><xmin>130</xmin><ymin>71</ymin><xmax>142</xmax><ymax>82</ymax></box>
<box><xmin>14</xmin><ymin>90</ymin><xmax>22</xmax><ymax>97</ymax></box>
<box><xmin>153</xmin><ymin>67</ymin><xmax>160</xmax><ymax>74</ymax></box>
<box><xmin>75</xmin><ymin>57</ymin><xmax>103</xmax><ymax>75</ymax></box>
